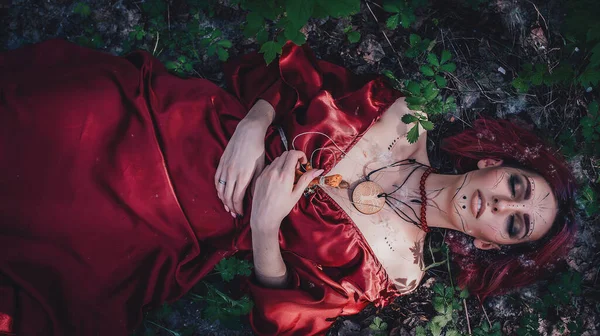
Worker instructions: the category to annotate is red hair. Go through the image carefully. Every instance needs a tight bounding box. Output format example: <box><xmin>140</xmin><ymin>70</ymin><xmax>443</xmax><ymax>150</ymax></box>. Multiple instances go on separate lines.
<box><xmin>441</xmin><ymin>118</ymin><xmax>577</xmax><ymax>298</ymax></box>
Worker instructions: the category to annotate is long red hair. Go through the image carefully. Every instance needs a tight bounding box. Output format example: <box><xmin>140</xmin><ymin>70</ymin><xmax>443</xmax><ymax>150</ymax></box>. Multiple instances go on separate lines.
<box><xmin>441</xmin><ymin>119</ymin><xmax>577</xmax><ymax>298</ymax></box>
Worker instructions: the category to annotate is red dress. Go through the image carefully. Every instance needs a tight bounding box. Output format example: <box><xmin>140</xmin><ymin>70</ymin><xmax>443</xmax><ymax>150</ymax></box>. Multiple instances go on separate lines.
<box><xmin>0</xmin><ymin>40</ymin><xmax>403</xmax><ymax>335</ymax></box>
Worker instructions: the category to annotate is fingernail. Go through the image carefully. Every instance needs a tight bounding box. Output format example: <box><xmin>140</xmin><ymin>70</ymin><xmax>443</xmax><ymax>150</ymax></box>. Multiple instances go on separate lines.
<box><xmin>315</xmin><ymin>169</ymin><xmax>325</xmax><ymax>175</ymax></box>
<box><xmin>231</xmin><ymin>212</ymin><xmax>236</xmax><ymax>218</ymax></box>
<box><xmin>224</xmin><ymin>205</ymin><xmax>229</xmax><ymax>212</ymax></box>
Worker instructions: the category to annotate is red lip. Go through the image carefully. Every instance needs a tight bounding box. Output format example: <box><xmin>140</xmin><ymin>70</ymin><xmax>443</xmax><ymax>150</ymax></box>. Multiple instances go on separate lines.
<box><xmin>471</xmin><ymin>190</ymin><xmax>485</xmax><ymax>219</ymax></box>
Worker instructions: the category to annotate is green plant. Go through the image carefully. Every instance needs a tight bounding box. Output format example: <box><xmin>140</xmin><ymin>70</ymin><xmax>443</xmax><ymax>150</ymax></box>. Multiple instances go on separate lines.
<box><xmin>129</xmin><ymin>25</ymin><xmax>147</xmax><ymax>41</ymax></box>
<box><xmin>199</xmin><ymin>28</ymin><xmax>233</xmax><ymax>61</ymax></box>
<box><xmin>516</xmin><ymin>271</ymin><xmax>584</xmax><ymax>336</ymax></box>
<box><xmin>581</xmin><ymin>101</ymin><xmax>600</xmax><ymax>151</ymax></box>
<box><xmin>237</xmin><ymin>0</ymin><xmax>361</xmax><ymax>63</ymax></box>
<box><xmin>405</xmin><ymin>33</ymin><xmax>434</xmax><ymax>58</ymax></box>
<box><xmin>398</xmin><ymin>49</ymin><xmax>457</xmax><ymax>143</ymax></box>
<box><xmin>382</xmin><ymin>0</ymin><xmax>428</xmax><ymax>30</ymax></box>
<box><xmin>343</xmin><ymin>26</ymin><xmax>361</xmax><ymax>44</ymax></box>
<box><xmin>190</xmin><ymin>257</ymin><xmax>254</xmax><ymax>326</ymax></box>
<box><xmin>73</xmin><ymin>1</ymin><xmax>91</xmax><ymax>17</ymax></box>
<box><xmin>368</xmin><ymin>316</ymin><xmax>389</xmax><ymax>335</ymax></box>
<box><xmin>579</xmin><ymin>184</ymin><xmax>600</xmax><ymax>216</ymax></box>
<box><xmin>76</xmin><ymin>26</ymin><xmax>104</xmax><ymax>49</ymax></box>
<box><xmin>472</xmin><ymin>321</ymin><xmax>502</xmax><ymax>336</ymax></box>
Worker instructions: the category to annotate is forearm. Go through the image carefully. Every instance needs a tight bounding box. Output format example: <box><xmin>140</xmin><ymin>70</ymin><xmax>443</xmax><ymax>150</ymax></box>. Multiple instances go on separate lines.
<box><xmin>241</xmin><ymin>99</ymin><xmax>275</xmax><ymax>130</ymax></box>
<box><xmin>251</xmin><ymin>223</ymin><xmax>288</xmax><ymax>288</ymax></box>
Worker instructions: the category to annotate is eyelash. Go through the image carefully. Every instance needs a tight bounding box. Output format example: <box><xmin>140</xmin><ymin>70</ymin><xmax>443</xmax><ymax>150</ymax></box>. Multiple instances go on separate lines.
<box><xmin>507</xmin><ymin>174</ymin><xmax>518</xmax><ymax>237</ymax></box>
<box><xmin>507</xmin><ymin>215</ymin><xmax>517</xmax><ymax>237</ymax></box>
<box><xmin>509</xmin><ymin>174</ymin><xmax>518</xmax><ymax>198</ymax></box>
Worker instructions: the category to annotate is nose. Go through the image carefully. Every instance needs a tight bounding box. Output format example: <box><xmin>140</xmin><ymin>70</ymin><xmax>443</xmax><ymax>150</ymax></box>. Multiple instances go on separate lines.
<box><xmin>491</xmin><ymin>197</ymin><xmax>525</xmax><ymax>213</ymax></box>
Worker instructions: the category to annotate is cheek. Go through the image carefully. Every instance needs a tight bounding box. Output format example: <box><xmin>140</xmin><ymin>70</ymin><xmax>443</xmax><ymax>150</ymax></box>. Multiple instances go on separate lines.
<box><xmin>474</xmin><ymin>218</ymin><xmax>505</xmax><ymax>241</ymax></box>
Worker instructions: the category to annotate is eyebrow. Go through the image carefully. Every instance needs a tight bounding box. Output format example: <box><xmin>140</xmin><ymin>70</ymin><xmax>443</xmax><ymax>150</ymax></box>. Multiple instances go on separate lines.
<box><xmin>522</xmin><ymin>174</ymin><xmax>532</xmax><ymax>200</ymax></box>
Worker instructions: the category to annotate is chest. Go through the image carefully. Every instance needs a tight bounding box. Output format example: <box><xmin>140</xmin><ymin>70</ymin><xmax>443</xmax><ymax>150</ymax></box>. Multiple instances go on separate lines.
<box><xmin>315</xmin><ymin>101</ymin><xmax>427</xmax><ymax>283</ymax></box>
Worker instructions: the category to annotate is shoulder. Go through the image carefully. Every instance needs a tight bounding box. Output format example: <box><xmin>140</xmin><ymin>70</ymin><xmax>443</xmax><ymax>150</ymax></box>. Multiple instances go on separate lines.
<box><xmin>384</xmin><ymin>98</ymin><xmax>430</xmax><ymax>165</ymax></box>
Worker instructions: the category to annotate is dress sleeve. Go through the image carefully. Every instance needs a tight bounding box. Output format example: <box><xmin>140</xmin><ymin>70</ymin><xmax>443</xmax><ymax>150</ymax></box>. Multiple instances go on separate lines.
<box><xmin>224</xmin><ymin>42</ymin><xmax>403</xmax><ymax>126</ymax></box>
<box><xmin>246</xmin><ymin>252</ymin><xmax>371</xmax><ymax>336</ymax></box>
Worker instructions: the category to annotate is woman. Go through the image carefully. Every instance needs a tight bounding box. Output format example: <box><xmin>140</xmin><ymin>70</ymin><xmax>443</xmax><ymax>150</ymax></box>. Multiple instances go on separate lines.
<box><xmin>0</xmin><ymin>40</ymin><xmax>576</xmax><ymax>335</ymax></box>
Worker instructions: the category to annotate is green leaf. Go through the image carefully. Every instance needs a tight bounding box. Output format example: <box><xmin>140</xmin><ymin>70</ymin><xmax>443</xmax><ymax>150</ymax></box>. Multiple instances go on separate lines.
<box><xmin>430</xmin><ymin>321</ymin><xmax>442</xmax><ymax>336</ymax></box>
<box><xmin>317</xmin><ymin>0</ymin><xmax>360</xmax><ymax>17</ymax></box>
<box><xmin>256</xmin><ymin>29</ymin><xmax>269</xmax><ymax>45</ymax></box>
<box><xmin>420</xmin><ymin>65</ymin><xmax>435</xmax><ymax>77</ymax></box>
<box><xmin>217</xmin><ymin>48</ymin><xmax>229</xmax><ymax>61</ymax></box>
<box><xmin>459</xmin><ymin>288</ymin><xmax>469</xmax><ymax>299</ymax></box>
<box><xmin>409</xmin><ymin>34</ymin><xmax>421</xmax><ymax>46</ymax></box>
<box><xmin>446</xmin><ymin>330</ymin><xmax>460</xmax><ymax>336</ymax></box>
<box><xmin>382</xmin><ymin>69</ymin><xmax>397</xmax><ymax>80</ymax></box>
<box><xmin>406</xmin><ymin>124</ymin><xmax>420</xmax><ymax>144</ymax></box>
<box><xmin>347</xmin><ymin>31</ymin><xmax>361</xmax><ymax>43</ymax></box>
<box><xmin>440</xmin><ymin>50</ymin><xmax>452</xmax><ymax>64</ymax></box>
<box><xmin>433</xmin><ymin>283</ymin><xmax>445</xmax><ymax>295</ymax></box>
<box><xmin>427</xmin><ymin>53</ymin><xmax>440</xmax><ymax>67</ymax></box>
<box><xmin>402</xmin><ymin>114</ymin><xmax>418</xmax><ymax>124</ymax></box>
<box><xmin>284</xmin><ymin>29</ymin><xmax>307</xmax><ymax>45</ymax></box>
<box><xmin>435</xmin><ymin>75</ymin><xmax>447</xmax><ymax>88</ymax></box>
<box><xmin>406</xmin><ymin>81</ymin><xmax>421</xmax><ymax>95</ymax></box>
<box><xmin>420</xmin><ymin>120</ymin><xmax>434</xmax><ymax>130</ymax></box>
<box><xmin>74</xmin><ymin>2</ymin><xmax>92</xmax><ymax>17</ymax></box>
<box><xmin>207</xmin><ymin>44</ymin><xmax>217</xmax><ymax>56</ymax></box>
<box><xmin>165</xmin><ymin>61</ymin><xmax>178</xmax><ymax>70</ymax></box>
<box><xmin>217</xmin><ymin>39</ymin><xmax>233</xmax><ymax>48</ymax></box>
<box><xmin>244</xmin><ymin>11</ymin><xmax>265</xmax><ymax>37</ymax></box>
<box><xmin>433</xmin><ymin>297</ymin><xmax>446</xmax><ymax>314</ymax></box>
<box><xmin>260</xmin><ymin>41</ymin><xmax>283</xmax><ymax>65</ymax></box>
<box><xmin>400</xmin><ymin>11</ymin><xmax>416</xmax><ymax>29</ymax></box>
<box><xmin>386</xmin><ymin>14</ymin><xmax>400</xmax><ymax>30</ymax></box>
<box><xmin>589</xmin><ymin>101</ymin><xmax>599</xmax><ymax>116</ymax></box>
<box><xmin>423</xmin><ymin>84</ymin><xmax>439</xmax><ymax>100</ymax></box>
<box><xmin>214</xmin><ymin>257</ymin><xmax>253</xmax><ymax>282</ymax></box>
<box><xmin>415</xmin><ymin>326</ymin><xmax>427</xmax><ymax>336</ymax></box>
<box><xmin>432</xmin><ymin>315</ymin><xmax>450</xmax><ymax>328</ymax></box>
<box><xmin>285</xmin><ymin>0</ymin><xmax>314</xmax><ymax>30</ymax></box>
<box><xmin>383</xmin><ymin>3</ymin><xmax>400</xmax><ymax>13</ymax></box>
<box><xmin>445</xmin><ymin>286</ymin><xmax>455</xmax><ymax>298</ymax></box>
<box><xmin>405</xmin><ymin>96</ymin><xmax>427</xmax><ymax>106</ymax></box>
<box><xmin>440</xmin><ymin>62</ymin><xmax>457</xmax><ymax>73</ymax></box>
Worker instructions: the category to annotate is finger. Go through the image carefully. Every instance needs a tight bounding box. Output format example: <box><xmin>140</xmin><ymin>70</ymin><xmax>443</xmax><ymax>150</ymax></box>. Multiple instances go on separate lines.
<box><xmin>232</xmin><ymin>172</ymin><xmax>252</xmax><ymax>215</ymax></box>
<box><xmin>217</xmin><ymin>173</ymin><xmax>229</xmax><ymax>212</ymax></box>
<box><xmin>282</xmin><ymin>151</ymin><xmax>308</xmax><ymax>177</ymax></box>
<box><xmin>293</xmin><ymin>169</ymin><xmax>324</xmax><ymax>198</ymax></box>
<box><xmin>223</xmin><ymin>178</ymin><xmax>237</xmax><ymax>217</ymax></box>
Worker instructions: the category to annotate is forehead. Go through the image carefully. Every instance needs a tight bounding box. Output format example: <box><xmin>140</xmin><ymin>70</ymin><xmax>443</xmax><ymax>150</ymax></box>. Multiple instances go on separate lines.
<box><xmin>505</xmin><ymin>167</ymin><xmax>558</xmax><ymax>241</ymax></box>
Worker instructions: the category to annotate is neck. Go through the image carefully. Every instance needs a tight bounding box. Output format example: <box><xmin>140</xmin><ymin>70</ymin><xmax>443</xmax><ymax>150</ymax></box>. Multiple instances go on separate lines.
<box><xmin>419</xmin><ymin>172</ymin><xmax>466</xmax><ymax>232</ymax></box>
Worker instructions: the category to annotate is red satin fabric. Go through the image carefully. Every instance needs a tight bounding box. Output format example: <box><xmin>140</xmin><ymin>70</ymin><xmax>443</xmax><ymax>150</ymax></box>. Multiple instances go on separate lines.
<box><xmin>0</xmin><ymin>40</ymin><xmax>402</xmax><ymax>335</ymax></box>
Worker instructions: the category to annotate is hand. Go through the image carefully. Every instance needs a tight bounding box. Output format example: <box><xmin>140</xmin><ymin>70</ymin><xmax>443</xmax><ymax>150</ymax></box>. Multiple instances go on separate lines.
<box><xmin>251</xmin><ymin>151</ymin><xmax>324</xmax><ymax>233</ymax></box>
<box><xmin>215</xmin><ymin>118</ymin><xmax>267</xmax><ymax>217</ymax></box>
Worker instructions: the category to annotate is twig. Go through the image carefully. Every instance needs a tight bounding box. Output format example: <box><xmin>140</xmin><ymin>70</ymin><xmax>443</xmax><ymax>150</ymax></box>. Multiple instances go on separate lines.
<box><xmin>478</xmin><ymin>295</ymin><xmax>493</xmax><ymax>328</ymax></box>
<box><xmin>153</xmin><ymin>31</ymin><xmax>160</xmax><ymax>55</ymax></box>
<box><xmin>167</xmin><ymin>1</ymin><xmax>171</xmax><ymax>31</ymax></box>
<box><xmin>463</xmin><ymin>299</ymin><xmax>472</xmax><ymax>335</ymax></box>
<box><xmin>363</xmin><ymin>0</ymin><xmax>405</xmax><ymax>74</ymax></box>
<box><xmin>527</xmin><ymin>1</ymin><xmax>549</xmax><ymax>44</ymax></box>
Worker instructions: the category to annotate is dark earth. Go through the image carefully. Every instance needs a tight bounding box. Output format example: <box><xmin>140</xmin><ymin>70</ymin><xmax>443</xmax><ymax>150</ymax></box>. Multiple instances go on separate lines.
<box><xmin>1</xmin><ymin>0</ymin><xmax>599</xmax><ymax>335</ymax></box>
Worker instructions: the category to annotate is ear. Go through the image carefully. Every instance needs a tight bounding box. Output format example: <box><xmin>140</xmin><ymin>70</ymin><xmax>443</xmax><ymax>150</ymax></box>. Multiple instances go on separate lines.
<box><xmin>473</xmin><ymin>239</ymin><xmax>501</xmax><ymax>251</ymax></box>
<box><xmin>476</xmin><ymin>158</ymin><xmax>504</xmax><ymax>169</ymax></box>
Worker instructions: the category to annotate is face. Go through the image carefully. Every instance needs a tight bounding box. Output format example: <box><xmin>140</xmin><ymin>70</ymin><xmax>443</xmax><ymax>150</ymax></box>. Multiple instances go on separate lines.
<box><xmin>450</xmin><ymin>159</ymin><xmax>558</xmax><ymax>250</ymax></box>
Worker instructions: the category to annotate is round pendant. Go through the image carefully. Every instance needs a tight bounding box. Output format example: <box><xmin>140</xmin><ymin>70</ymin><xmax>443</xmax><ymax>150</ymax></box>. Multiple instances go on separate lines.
<box><xmin>352</xmin><ymin>181</ymin><xmax>386</xmax><ymax>215</ymax></box>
